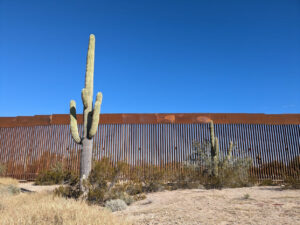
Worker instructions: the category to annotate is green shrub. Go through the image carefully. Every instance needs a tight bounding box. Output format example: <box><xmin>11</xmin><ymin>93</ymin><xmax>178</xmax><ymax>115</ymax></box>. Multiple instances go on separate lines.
<box><xmin>185</xmin><ymin>141</ymin><xmax>255</xmax><ymax>189</ymax></box>
<box><xmin>35</xmin><ymin>163</ymin><xmax>78</xmax><ymax>185</ymax></box>
<box><xmin>54</xmin><ymin>183</ymin><xmax>82</xmax><ymax>199</ymax></box>
<box><xmin>55</xmin><ymin>158</ymin><xmax>146</xmax><ymax>206</ymax></box>
<box><xmin>125</xmin><ymin>181</ymin><xmax>143</xmax><ymax>195</ymax></box>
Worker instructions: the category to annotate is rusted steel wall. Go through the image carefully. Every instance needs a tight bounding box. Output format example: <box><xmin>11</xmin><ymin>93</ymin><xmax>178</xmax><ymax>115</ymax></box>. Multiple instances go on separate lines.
<box><xmin>0</xmin><ymin>114</ymin><xmax>299</xmax><ymax>180</ymax></box>
<box><xmin>1</xmin><ymin>113</ymin><xmax>300</xmax><ymax>127</ymax></box>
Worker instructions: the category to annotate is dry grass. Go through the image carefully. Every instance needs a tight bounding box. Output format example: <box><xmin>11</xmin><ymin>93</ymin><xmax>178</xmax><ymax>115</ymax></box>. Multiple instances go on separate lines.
<box><xmin>0</xmin><ymin>177</ymin><xmax>19</xmax><ymax>186</ymax></box>
<box><xmin>0</xmin><ymin>177</ymin><xmax>132</xmax><ymax>225</ymax></box>
<box><xmin>0</xmin><ymin>192</ymin><xmax>132</xmax><ymax>225</ymax></box>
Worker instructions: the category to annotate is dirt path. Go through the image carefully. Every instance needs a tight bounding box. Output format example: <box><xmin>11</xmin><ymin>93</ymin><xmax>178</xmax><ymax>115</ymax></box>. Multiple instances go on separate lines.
<box><xmin>116</xmin><ymin>186</ymin><xmax>300</xmax><ymax>225</ymax></box>
<box><xmin>18</xmin><ymin>182</ymin><xmax>61</xmax><ymax>193</ymax></box>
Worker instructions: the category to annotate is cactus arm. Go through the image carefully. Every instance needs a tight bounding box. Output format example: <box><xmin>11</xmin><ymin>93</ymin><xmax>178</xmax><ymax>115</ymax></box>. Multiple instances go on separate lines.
<box><xmin>213</xmin><ymin>137</ymin><xmax>219</xmax><ymax>176</ymax></box>
<box><xmin>209</xmin><ymin>121</ymin><xmax>215</xmax><ymax>149</ymax></box>
<box><xmin>81</xmin><ymin>88</ymin><xmax>89</xmax><ymax>108</ymax></box>
<box><xmin>226</xmin><ymin>141</ymin><xmax>233</xmax><ymax>162</ymax></box>
<box><xmin>70</xmin><ymin>100</ymin><xmax>81</xmax><ymax>144</ymax></box>
<box><xmin>89</xmin><ymin>92</ymin><xmax>103</xmax><ymax>138</ymax></box>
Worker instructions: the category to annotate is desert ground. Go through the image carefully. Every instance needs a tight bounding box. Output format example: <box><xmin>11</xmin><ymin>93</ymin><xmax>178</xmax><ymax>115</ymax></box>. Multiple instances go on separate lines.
<box><xmin>16</xmin><ymin>182</ymin><xmax>300</xmax><ymax>225</ymax></box>
<box><xmin>116</xmin><ymin>186</ymin><xmax>300</xmax><ymax>225</ymax></box>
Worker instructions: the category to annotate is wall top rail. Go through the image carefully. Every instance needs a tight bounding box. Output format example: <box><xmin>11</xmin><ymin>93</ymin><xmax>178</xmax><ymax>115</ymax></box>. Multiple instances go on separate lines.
<box><xmin>0</xmin><ymin>113</ymin><xmax>300</xmax><ymax>127</ymax></box>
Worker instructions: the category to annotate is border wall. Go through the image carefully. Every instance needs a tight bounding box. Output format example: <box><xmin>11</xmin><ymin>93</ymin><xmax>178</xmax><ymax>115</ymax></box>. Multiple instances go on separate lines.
<box><xmin>0</xmin><ymin>113</ymin><xmax>299</xmax><ymax>180</ymax></box>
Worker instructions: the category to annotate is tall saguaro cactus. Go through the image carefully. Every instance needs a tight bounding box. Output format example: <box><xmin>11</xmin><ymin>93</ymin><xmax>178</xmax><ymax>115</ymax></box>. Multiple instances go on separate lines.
<box><xmin>69</xmin><ymin>34</ymin><xmax>103</xmax><ymax>191</ymax></box>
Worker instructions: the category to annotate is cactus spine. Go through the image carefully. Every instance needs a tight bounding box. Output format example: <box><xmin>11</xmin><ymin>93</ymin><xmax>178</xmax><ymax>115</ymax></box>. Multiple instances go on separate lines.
<box><xmin>69</xmin><ymin>34</ymin><xmax>103</xmax><ymax>191</ymax></box>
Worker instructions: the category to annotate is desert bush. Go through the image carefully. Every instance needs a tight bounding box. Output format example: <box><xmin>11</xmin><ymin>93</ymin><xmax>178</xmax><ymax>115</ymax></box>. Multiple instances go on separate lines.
<box><xmin>35</xmin><ymin>162</ymin><xmax>78</xmax><ymax>185</ymax></box>
<box><xmin>113</xmin><ymin>191</ymin><xmax>134</xmax><ymax>205</ymax></box>
<box><xmin>125</xmin><ymin>181</ymin><xmax>143</xmax><ymax>195</ymax></box>
<box><xmin>55</xmin><ymin>157</ymin><xmax>145</xmax><ymax>206</ymax></box>
<box><xmin>142</xmin><ymin>166</ymin><xmax>166</xmax><ymax>192</ymax></box>
<box><xmin>132</xmin><ymin>193</ymin><xmax>146</xmax><ymax>201</ymax></box>
<box><xmin>0</xmin><ymin>184</ymin><xmax>20</xmax><ymax>196</ymax></box>
<box><xmin>185</xmin><ymin>138</ymin><xmax>255</xmax><ymax>189</ymax></box>
<box><xmin>105</xmin><ymin>199</ymin><xmax>127</xmax><ymax>212</ymax></box>
<box><xmin>283</xmin><ymin>176</ymin><xmax>300</xmax><ymax>189</ymax></box>
<box><xmin>242</xmin><ymin>193</ymin><xmax>250</xmax><ymax>200</ymax></box>
<box><xmin>259</xmin><ymin>179</ymin><xmax>276</xmax><ymax>186</ymax></box>
<box><xmin>54</xmin><ymin>182</ymin><xmax>82</xmax><ymax>199</ymax></box>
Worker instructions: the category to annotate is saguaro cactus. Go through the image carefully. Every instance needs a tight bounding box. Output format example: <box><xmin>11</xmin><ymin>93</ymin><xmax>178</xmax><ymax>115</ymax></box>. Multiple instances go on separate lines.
<box><xmin>209</xmin><ymin>120</ymin><xmax>233</xmax><ymax>176</ymax></box>
<box><xmin>69</xmin><ymin>34</ymin><xmax>103</xmax><ymax>191</ymax></box>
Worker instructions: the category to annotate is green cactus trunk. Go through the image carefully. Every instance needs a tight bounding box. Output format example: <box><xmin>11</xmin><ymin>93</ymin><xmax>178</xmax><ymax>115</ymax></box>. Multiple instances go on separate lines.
<box><xmin>69</xmin><ymin>34</ymin><xmax>103</xmax><ymax>193</ymax></box>
<box><xmin>209</xmin><ymin>121</ymin><xmax>217</xmax><ymax>176</ymax></box>
<box><xmin>209</xmin><ymin>120</ymin><xmax>233</xmax><ymax>177</ymax></box>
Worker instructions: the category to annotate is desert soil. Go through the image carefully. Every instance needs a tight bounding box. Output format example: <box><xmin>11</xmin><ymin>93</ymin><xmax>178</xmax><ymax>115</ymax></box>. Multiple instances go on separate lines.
<box><xmin>116</xmin><ymin>186</ymin><xmax>300</xmax><ymax>225</ymax></box>
<box><xmin>19</xmin><ymin>183</ymin><xmax>300</xmax><ymax>225</ymax></box>
<box><xmin>19</xmin><ymin>182</ymin><xmax>61</xmax><ymax>192</ymax></box>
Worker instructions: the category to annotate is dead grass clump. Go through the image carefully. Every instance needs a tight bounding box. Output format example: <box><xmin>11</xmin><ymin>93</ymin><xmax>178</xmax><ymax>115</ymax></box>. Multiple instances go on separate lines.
<box><xmin>0</xmin><ymin>192</ymin><xmax>131</xmax><ymax>225</ymax></box>
<box><xmin>0</xmin><ymin>177</ymin><xmax>20</xmax><ymax>196</ymax></box>
<box><xmin>0</xmin><ymin>184</ymin><xmax>20</xmax><ymax>196</ymax></box>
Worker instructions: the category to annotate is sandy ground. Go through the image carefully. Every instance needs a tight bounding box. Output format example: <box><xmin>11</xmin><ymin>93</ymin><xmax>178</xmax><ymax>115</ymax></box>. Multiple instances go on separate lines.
<box><xmin>18</xmin><ymin>182</ymin><xmax>61</xmax><ymax>192</ymax></box>
<box><xmin>116</xmin><ymin>186</ymin><xmax>300</xmax><ymax>225</ymax></box>
<box><xmin>18</xmin><ymin>182</ymin><xmax>300</xmax><ymax>225</ymax></box>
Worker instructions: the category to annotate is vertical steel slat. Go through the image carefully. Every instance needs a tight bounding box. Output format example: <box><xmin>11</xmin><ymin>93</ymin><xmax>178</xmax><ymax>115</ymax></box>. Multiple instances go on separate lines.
<box><xmin>283</xmin><ymin>125</ymin><xmax>291</xmax><ymax>176</ymax></box>
<box><xmin>274</xmin><ymin>125</ymin><xmax>283</xmax><ymax>179</ymax></box>
<box><xmin>255</xmin><ymin>124</ymin><xmax>263</xmax><ymax>180</ymax></box>
<box><xmin>262</xmin><ymin>124</ymin><xmax>269</xmax><ymax>179</ymax></box>
<box><xmin>247</xmin><ymin>124</ymin><xmax>255</xmax><ymax>178</ymax></box>
<box><xmin>265</xmin><ymin>124</ymin><xmax>272</xmax><ymax>179</ymax></box>
<box><xmin>269</xmin><ymin>125</ymin><xmax>277</xmax><ymax>179</ymax></box>
<box><xmin>15</xmin><ymin>127</ymin><xmax>22</xmax><ymax>178</ymax></box>
<box><xmin>286</xmin><ymin>125</ymin><xmax>295</xmax><ymax>177</ymax></box>
<box><xmin>277</xmin><ymin>125</ymin><xmax>286</xmax><ymax>177</ymax></box>
<box><xmin>274</xmin><ymin>125</ymin><xmax>285</xmax><ymax>178</ymax></box>
<box><xmin>259</xmin><ymin>124</ymin><xmax>267</xmax><ymax>179</ymax></box>
<box><xmin>10</xmin><ymin>127</ymin><xmax>17</xmax><ymax>178</ymax></box>
<box><xmin>5</xmin><ymin>128</ymin><xmax>12</xmax><ymax>175</ymax></box>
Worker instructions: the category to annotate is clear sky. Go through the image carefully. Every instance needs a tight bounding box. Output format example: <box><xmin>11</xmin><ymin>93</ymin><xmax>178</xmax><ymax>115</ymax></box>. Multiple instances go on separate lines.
<box><xmin>0</xmin><ymin>0</ymin><xmax>299</xmax><ymax>116</ymax></box>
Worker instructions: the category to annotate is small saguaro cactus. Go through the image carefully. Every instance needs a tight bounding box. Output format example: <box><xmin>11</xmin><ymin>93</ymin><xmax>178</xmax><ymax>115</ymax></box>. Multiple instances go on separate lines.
<box><xmin>209</xmin><ymin>120</ymin><xmax>233</xmax><ymax>177</ymax></box>
<box><xmin>69</xmin><ymin>34</ymin><xmax>103</xmax><ymax>191</ymax></box>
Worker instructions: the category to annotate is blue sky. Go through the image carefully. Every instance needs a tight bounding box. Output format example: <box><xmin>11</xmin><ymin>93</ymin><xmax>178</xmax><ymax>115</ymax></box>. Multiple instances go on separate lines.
<box><xmin>0</xmin><ymin>0</ymin><xmax>299</xmax><ymax>116</ymax></box>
